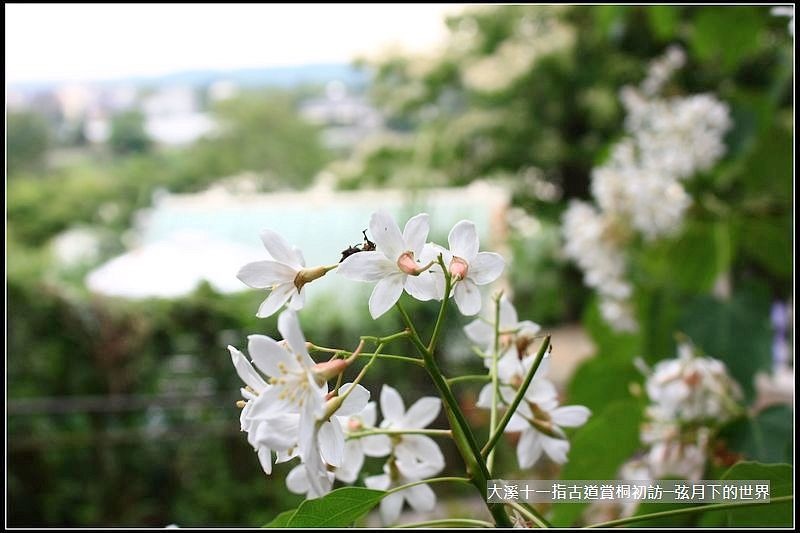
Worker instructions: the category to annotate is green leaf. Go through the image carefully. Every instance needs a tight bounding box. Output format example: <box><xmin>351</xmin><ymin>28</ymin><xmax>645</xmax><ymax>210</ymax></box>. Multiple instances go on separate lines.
<box><xmin>635</xmin><ymin>221</ymin><xmax>733</xmax><ymax>294</ymax></box>
<box><xmin>718</xmin><ymin>406</ymin><xmax>794</xmax><ymax>464</ymax></box>
<box><xmin>550</xmin><ymin>400</ymin><xmax>644</xmax><ymax>526</ymax></box>
<box><xmin>263</xmin><ymin>508</ymin><xmax>297</xmax><ymax>527</ymax></box>
<box><xmin>285</xmin><ymin>487</ymin><xmax>386</xmax><ymax>527</ymax></box>
<box><xmin>720</xmin><ymin>462</ymin><xmax>792</xmax><ymax>527</ymax></box>
<box><xmin>690</xmin><ymin>7</ymin><xmax>764</xmax><ymax>71</ymax></box>
<box><xmin>645</xmin><ymin>6</ymin><xmax>681</xmax><ymax>40</ymax></box>
<box><xmin>567</xmin><ymin>357</ymin><xmax>642</xmax><ymax>413</ymax></box>
<box><xmin>679</xmin><ymin>282</ymin><xmax>773</xmax><ymax>401</ymax></box>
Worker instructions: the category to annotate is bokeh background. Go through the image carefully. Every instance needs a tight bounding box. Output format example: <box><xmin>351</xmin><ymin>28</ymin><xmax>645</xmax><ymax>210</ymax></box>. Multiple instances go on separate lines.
<box><xmin>6</xmin><ymin>4</ymin><xmax>794</xmax><ymax>527</ymax></box>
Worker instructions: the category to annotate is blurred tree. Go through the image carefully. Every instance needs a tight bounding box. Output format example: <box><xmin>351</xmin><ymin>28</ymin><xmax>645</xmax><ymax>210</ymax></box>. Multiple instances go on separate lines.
<box><xmin>7</xmin><ymin>110</ymin><xmax>50</xmax><ymax>175</ymax></box>
<box><xmin>109</xmin><ymin>110</ymin><xmax>151</xmax><ymax>155</ymax></box>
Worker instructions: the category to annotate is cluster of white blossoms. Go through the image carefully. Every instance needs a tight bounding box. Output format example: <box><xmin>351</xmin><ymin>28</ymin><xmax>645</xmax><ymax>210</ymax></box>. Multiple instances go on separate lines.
<box><xmin>562</xmin><ymin>46</ymin><xmax>732</xmax><ymax>331</ymax></box>
<box><xmin>227</xmin><ymin>210</ymin><xmax>524</xmax><ymax>524</ymax></box>
<box><xmin>635</xmin><ymin>341</ymin><xmax>743</xmax><ymax>481</ymax></box>
<box><xmin>466</xmin><ymin>296</ymin><xmax>591</xmax><ymax>468</ymax></box>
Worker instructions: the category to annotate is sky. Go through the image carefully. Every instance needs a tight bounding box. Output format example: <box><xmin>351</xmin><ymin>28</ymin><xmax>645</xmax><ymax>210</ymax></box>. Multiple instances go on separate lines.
<box><xmin>5</xmin><ymin>3</ymin><xmax>466</xmax><ymax>84</ymax></box>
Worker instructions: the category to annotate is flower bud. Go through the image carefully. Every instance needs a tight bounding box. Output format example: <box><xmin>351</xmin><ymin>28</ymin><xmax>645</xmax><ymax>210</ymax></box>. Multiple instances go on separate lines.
<box><xmin>449</xmin><ymin>256</ymin><xmax>469</xmax><ymax>281</ymax></box>
<box><xmin>396</xmin><ymin>251</ymin><xmax>421</xmax><ymax>275</ymax></box>
<box><xmin>294</xmin><ymin>265</ymin><xmax>330</xmax><ymax>291</ymax></box>
<box><xmin>311</xmin><ymin>358</ymin><xmax>349</xmax><ymax>383</ymax></box>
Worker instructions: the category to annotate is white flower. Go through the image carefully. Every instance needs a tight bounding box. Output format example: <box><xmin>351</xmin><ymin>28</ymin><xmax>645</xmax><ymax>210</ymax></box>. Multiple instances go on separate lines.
<box><xmin>336</xmin><ymin>402</ymin><xmax>392</xmax><ymax>483</ymax></box>
<box><xmin>476</xmin><ymin>354</ymin><xmax>591</xmax><ymax>468</ymax></box>
<box><xmin>286</xmin><ymin>463</ymin><xmax>335</xmax><ymax>499</ymax></box>
<box><xmin>463</xmin><ymin>295</ymin><xmax>541</xmax><ymax>360</ymax></box>
<box><xmin>237</xmin><ymin>229</ymin><xmax>331</xmax><ymax>318</ymax></box>
<box><xmin>436</xmin><ymin>220</ymin><xmax>506</xmax><ymax>315</ymax></box>
<box><xmin>228</xmin><ymin>344</ymin><xmax>300</xmax><ymax>474</ymax></box>
<box><xmin>239</xmin><ymin>310</ymin><xmax>328</xmax><ymax>423</ymax></box>
<box><xmin>365</xmin><ymin>460</ymin><xmax>441</xmax><ymax>526</ymax></box>
<box><xmin>377</xmin><ymin>385</ymin><xmax>445</xmax><ymax>475</ymax></box>
<box><xmin>337</xmin><ymin>211</ymin><xmax>438</xmax><ymax>318</ymax></box>
<box><xmin>644</xmin><ymin>342</ymin><xmax>742</xmax><ymax>424</ymax></box>
<box><xmin>295</xmin><ymin>382</ymin><xmax>372</xmax><ymax>498</ymax></box>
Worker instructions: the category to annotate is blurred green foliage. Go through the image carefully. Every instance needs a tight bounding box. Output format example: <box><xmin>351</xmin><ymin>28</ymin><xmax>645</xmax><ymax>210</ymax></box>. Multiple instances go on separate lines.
<box><xmin>109</xmin><ymin>110</ymin><xmax>152</xmax><ymax>155</ymax></box>
<box><xmin>6</xmin><ymin>4</ymin><xmax>793</xmax><ymax>527</ymax></box>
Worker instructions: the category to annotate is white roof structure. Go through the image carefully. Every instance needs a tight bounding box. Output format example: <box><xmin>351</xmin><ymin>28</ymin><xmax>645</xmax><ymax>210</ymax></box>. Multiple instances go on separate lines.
<box><xmin>85</xmin><ymin>181</ymin><xmax>511</xmax><ymax>300</ymax></box>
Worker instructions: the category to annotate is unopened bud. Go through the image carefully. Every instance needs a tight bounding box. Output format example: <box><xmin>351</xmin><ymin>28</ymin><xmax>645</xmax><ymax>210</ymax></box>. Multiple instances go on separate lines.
<box><xmin>348</xmin><ymin>418</ymin><xmax>363</xmax><ymax>431</ymax></box>
<box><xmin>312</xmin><ymin>358</ymin><xmax>350</xmax><ymax>383</ymax></box>
<box><xmin>449</xmin><ymin>256</ymin><xmax>469</xmax><ymax>281</ymax></box>
<box><xmin>396</xmin><ymin>251</ymin><xmax>421</xmax><ymax>275</ymax></box>
<box><xmin>236</xmin><ymin>400</ymin><xmax>247</xmax><ymax>409</ymax></box>
<box><xmin>294</xmin><ymin>265</ymin><xmax>330</xmax><ymax>291</ymax></box>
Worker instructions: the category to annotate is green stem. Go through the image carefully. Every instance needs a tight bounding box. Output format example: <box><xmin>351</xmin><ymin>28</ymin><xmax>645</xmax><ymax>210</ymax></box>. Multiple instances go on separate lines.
<box><xmin>394</xmin><ymin>518</ymin><xmax>494</xmax><ymax>528</ymax></box>
<box><xmin>346</xmin><ymin>428</ymin><xmax>452</xmax><ymax>440</ymax></box>
<box><xmin>387</xmin><ymin>476</ymin><xmax>472</xmax><ymax>495</ymax></box>
<box><xmin>361</xmin><ymin>330</ymin><xmax>410</xmax><ymax>345</ymax></box>
<box><xmin>427</xmin><ymin>254</ymin><xmax>448</xmax><ymax>353</ymax></box>
<box><xmin>585</xmin><ymin>495</ymin><xmax>793</xmax><ymax>528</ymax></box>
<box><xmin>481</xmin><ymin>335</ymin><xmax>550</xmax><ymax>458</ymax></box>
<box><xmin>487</xmin><ymin>293</ymin><xmax>502</xmax><ymax>474</ymax></box>
<box><xmin>447</xmin><ymin>374</ymin><xmax>491</xmax><ymax>386</ymax></box>
<box><xmin>353</xmin><ymin>352</ymin><xmax>424</xmax><ymax>367</ymax></box>
<box><xmin>396</xmin><ymin>299</ymin><xmax>514</xmax><ymax>527</ymax></box>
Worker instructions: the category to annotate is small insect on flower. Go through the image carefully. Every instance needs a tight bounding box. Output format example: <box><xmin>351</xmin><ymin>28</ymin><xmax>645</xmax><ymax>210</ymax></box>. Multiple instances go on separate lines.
<box><xmin>339</xmin><ymin>245</ymin><xmax>362</xmax><ymax>263</ymax></box>
<box><xmin>361</xmin><ymin>229</ymin><xmax>376</xmax><ymax>252</ymax></box>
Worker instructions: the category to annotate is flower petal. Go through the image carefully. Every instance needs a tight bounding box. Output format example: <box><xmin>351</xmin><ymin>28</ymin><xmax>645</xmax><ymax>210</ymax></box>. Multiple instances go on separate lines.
<box><xmin>288</xmin><ymin>287</ymin><xmax>305</xmax><ymax>310</ymax></box>
<box><xmin>404</xmin><ymin>483</ymin><xmax>436</xmax><ymax>513</ymax></box>
<box><xmin>402</xmin><ymin>213</ymin><xmax>430</xmax><ymax>257</ymax></box>
<box><xmin>318</xmin><ymin>420</ymin><xmax>345</xmax><ymax>467</ymax></box>
<box><xmin>401</xmin><ymin>397</ymin><xmax>441</xmax><ymax>429</ymax></box>
<box><xmin>517</xmin><ymin>427</ymin><xmax>543</xmax><ymax>469</ymax></box>
<box><xmin>250</xmin><ymin>414</ymin><xmax>299</xmax><ymax>450</ymax></box>
<box><xmin>368</xmin><ymin>273</ymin><xmax>405</xmax><ymax>319</ymax></box>
<box><xmin>364</xmin><ymin>473</ymin><xmax>391</xmax><ymax>491</ymax></box>
<box><xmin>463</xmin><ymin>318</ymin><xmax>494</xmax><ymax>348</ymax></box>
<box><xmin>379</xmin><ymin>492</ymin><xmax>404</xmax><ymax>526</ymax></box>
<box><xmin>246</xmin><ymin>386</ymin><xmax>294</xmax><ymax>419</ymax></box>
<box><xmin>541</xmin><ymin>435</ymin><xmax>570</xmax><ymax>464</ymax></box>
<box><xmin>286</xmin><ymin>464</ymin><xmax>310</xmax><ymax>495</ymax></box>
<box><xmin>335</xmin><ymin>440</ymin><xmax>364</xmax><ymax>483</ymax></box>
<box><xmin>506</xmin><ymin>412</ymin><xmax>529</xmax><ymax>432</ymax></box>
<box><xmin>370</xmin><ymin>210</ymin><xmax>405</xmax><ymax>261</ymax></box>
<box><xmin>361</xmin><ymin>434</ymin><xmax>392</xmax><ymax>457</ymax></box>
<box><xmin>228</xmin><ymin>346</ymin><xmax>268</xmax><ymax>392</ymax></box>
<box><xmin>551</xmin><ymin>405</ymin><xmax>591</xmax><ymax>428</ymax></box>
<box><xmin>336</xmin><ymin>383</ymin><xmax>371</xmax><ymax>417</ymax></box>
<box><xmin>404</xmin><ymin>270</ymin><xmax>441</xmax><ymax>302</ymax></box>
<box><xmin>237</xmin><ymin>260</ymin><xmax>297</xmax><ymax>288</ymax></box>
<box><xmin>247</xmin><ymin>334</ymin><xmax>297</xmax><ymax>376</ymax></box>
<box><xmin>448</xmin><ymin>220</ymin><xmax>479</xmax><ymax>262</ymax></box>
<box><xmin>476</xmin><ymin>383</ymin><xmax>494</xmax><ymax>409</ymax></box>
<box><xmin>257</xmin><ymin>446</ymin><xmax>273</xmax><ymax>475</ymax></box>
<box><xmin>256</xmin><ymin>282</ymin><xmax>295</xmax><ymax>318</ymax></box>
<box><xmin>360</xmin><ymin>401</ymin><xmax>377</xmax><ymax>428</ymax></box>
<box><xmin>278</xmin><ymin>309</ymin><xmax>310</xmax><ymax>360</ymax></box>
<box><xmin>380</xmin><ymin>384</ymin><xmax>406</xmax><ymax>425</ymax></box>
<box><xmin>453</xmin><ymin>278</ymin><xmax>482</xmax><ymax>316</ymax></box>
<box><xmin>470</xmin><ymin>252</ymin><xmax>505</xmax><ymax>285</ymax></box>
<box><xmin>260</xmin><ymin>229</ymin><xmax>302</xmax><ymax>269</ymax></box>
<box><xmin>396</xmin><ymin>435</ymin><xmax>445</xmax><ymax>470</ymax></box>
<box><xmin>499</xmin><ymin>296</ymin><xmax>519</xmax><ymax>328</ymax></box>
<box><xmin>337</xmin><ymin>251</ymin><xmax>397</xmax><ymax>282</ymax></box>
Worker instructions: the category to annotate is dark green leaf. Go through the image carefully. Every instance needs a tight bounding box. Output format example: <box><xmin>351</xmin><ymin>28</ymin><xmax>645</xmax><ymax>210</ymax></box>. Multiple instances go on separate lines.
<box><xmin>645</xmin><ymin>6</ymin><xmax>681</xmax><ymax>40</ymax></box>
<box><xmin>718</xmin><ymin>406</ymin><xmax>794</xmax><ymax>464</ymax></box>
<box><xmin>690</xmin><ymin>7</ymin><xmax>764</xmax><ymax>71</ymax></box>
<box><xmin>263</xmin><ymin>509</ymin><xmax>297</xmax><ymax>528</ymax></box>
<box><xmin>286</xmin><ymin>487</ymin><xmax>385</xmax><ymax>527</ymax></box>
<box><xmin>567</xmin><ymin>357</ymin><xmax>642</xmax><ymax>413</ymax></box>
<box><xmin>720</xmin><ymin>462</ymin><xmax>792</xmax><ymax>527</ymax></box>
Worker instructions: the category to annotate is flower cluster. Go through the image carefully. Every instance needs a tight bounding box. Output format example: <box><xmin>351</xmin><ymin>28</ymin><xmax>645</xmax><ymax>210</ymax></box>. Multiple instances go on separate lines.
<box><xmin>562</xmin><ymin>46</ymin><xmax>732</xmax><ymax>331</ymax></box>
<box><xmin>467</xmin><ymin>296</ymin><xmax>591</xmax><ymax>468</ymax></box>
<box><xmin>636</xmin><ymin>341</ymin><xmax>743</xmax><ymax>481</ymax></box>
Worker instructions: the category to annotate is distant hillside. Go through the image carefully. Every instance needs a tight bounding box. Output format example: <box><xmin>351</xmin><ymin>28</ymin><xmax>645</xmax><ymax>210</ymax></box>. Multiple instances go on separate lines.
<box><xmin>10</xmin><ymin>63</ymin><xmax>370</xmax><ymax>93</ymax></box>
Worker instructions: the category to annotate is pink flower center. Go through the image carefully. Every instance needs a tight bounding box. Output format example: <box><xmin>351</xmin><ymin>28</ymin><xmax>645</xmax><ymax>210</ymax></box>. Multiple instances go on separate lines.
<box><xmin>449</xmin><ymin>256</ymin><xmax>469</xmax><ymax>280</ymax></box>
<box><xmin>396</xmin><ymin>251</ymin><xmax>420</xmax><ymax>275</ymax></box>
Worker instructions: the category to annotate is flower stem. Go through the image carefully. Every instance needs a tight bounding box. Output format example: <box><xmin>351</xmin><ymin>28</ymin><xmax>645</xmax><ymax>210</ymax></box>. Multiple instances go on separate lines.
<box><xmin>396</xmin><ymin>297</ymin><xmax>514</xmax><ymax>527</ymax></box>
<box><xmin>446</xmin><ymin>374</ymin><xmax>491</xmax><ymax>386</ymax></box>
<box><xmin>309</xmin><ymin>343</ymin><xmax>424</xmax><ymax>366</ymax></box>
<box><xmin>481</xmin><ymin>335</ymin><xmax>550</xmax><ymax>458</ymax></box>
<box><xmin>506</xmin><ymin>500</ymin><xmax>549</xmax><ymax>529</ymax></box>
<box><xmin>346</xmin><ymin>428</ymin><xmax>452</xmax><ymax>440</ymax></box>
<box><xmin>361</xmin><ymin>330</ymin><xmax>411</xmax><ymax>345</ymax></box>
<box><xmin>487</xmin><ymin>292</ymin><xmax>503</xmax><ymax>474</ymax></box>
<box><xmin>585</xmin><ymin>495</ymin><xmax>793</xmax><ymax>528</ymax></box>
<box><xmin>386</xmin><ymin>476</ymin><xmax>472</xmax><ymax>495</ymax></box>
<box><xmin>393</xmin><ymin>518</ymin><xmax>494</xmax><ymax>528</ymax></box>
<box><xmin>427</xmin><ymin>254</ymin><xmax>449</xmax><ymax>353</ymax></box>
